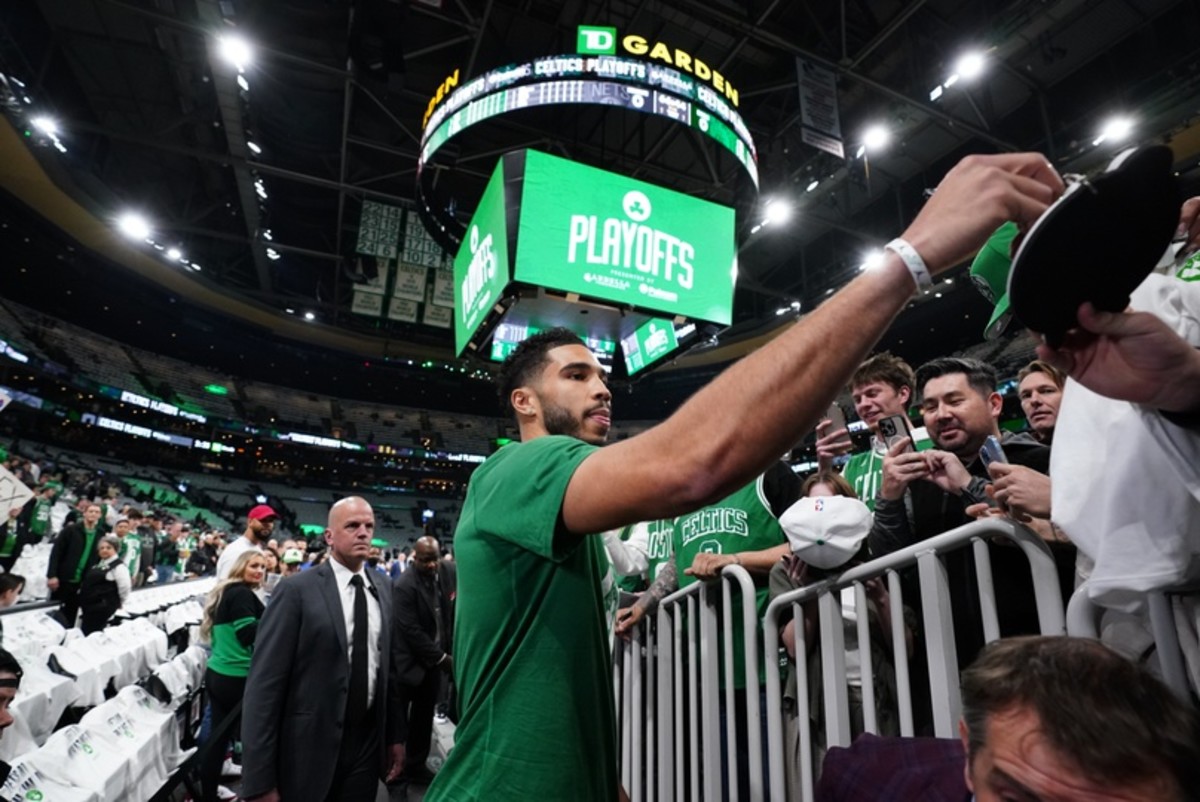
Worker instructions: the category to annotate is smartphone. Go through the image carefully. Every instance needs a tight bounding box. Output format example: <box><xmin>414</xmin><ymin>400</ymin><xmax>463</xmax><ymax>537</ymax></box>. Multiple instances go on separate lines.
<box><xmin>877</xmin><ymin>414</ymin><xmax>913</xmax><ymax>452</ymax></box>
<box><xmin>822</xmin><ymin>401</ymin><xmax>847</xmax><ymax>435</ymax></box>
<box><xmin>979</xmin><ymin>435</ymin><xmax>1008</xmax><ymax>467</ymax></box>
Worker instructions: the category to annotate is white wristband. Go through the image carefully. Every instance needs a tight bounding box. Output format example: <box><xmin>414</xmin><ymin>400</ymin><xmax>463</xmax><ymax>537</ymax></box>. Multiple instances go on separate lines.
<box><xmin>884</xmin><ymin>238</ymin><xmax>933</xmax><ymax>292</ymax></box>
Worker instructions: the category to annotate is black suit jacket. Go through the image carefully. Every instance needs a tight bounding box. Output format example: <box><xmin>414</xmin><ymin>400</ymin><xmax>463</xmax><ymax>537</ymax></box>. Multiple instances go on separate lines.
<box><xmin>241</xmin><ymin>560</ymin><xmax>401</xmax><ymax>800</ymax></box>
<box><xmin>392</xmin><ymin>561</ymin><xmax>456</xmax><ymax>688</ymax></box>
<box><xmin>46</xmin><ymin>522</ymin><xmax>100</xmax><ymax>584</ymax></box>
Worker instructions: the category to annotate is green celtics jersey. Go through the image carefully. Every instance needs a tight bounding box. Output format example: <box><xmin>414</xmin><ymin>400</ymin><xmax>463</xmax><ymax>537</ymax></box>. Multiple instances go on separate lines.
<box><xmin>428</xmin><ymin>435</ymin><xmax>617</xmax><ymax>802</ymax></box>
<box><xmin>644</xmin><ymin>518</ymin><xmax>674</xmax><ymax>582</ymax></box>
<box><xmin>674</xmin><ymin>471</ymin><xmax>790</xmax><ymax>689</ymax></box>
<box><xmin>613</xmin><ymin>524</ymin><xmax>646</xmax><ymax>593</ymax></box>
<box><xmin>842</xmin><ymin>443</ymin><xmax>886</xmax><ymax>511</ymax></box>
<box><xmin>29</xmin><ymin>498</ymin><xmax>52</xmax><ymax>538</ymax></box>
<box><xmin>119</xmin><ymin>533</ymin><xmax>142</xmax><ymax>577</ymax></box>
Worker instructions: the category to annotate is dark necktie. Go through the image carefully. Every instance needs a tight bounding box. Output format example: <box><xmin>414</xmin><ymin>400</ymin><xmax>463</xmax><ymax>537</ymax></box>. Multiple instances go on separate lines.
<box><xmin>347</xmin><ymin>575</ymin><xmax>369</xmax><ymax>724</ymax></box>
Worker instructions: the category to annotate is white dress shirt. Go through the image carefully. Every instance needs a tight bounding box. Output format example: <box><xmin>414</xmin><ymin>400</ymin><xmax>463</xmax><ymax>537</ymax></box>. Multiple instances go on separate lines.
<box><xmin>329</xmin><ymin>557</ymin><xmax>382</xmax><ymax>706</ymax></box>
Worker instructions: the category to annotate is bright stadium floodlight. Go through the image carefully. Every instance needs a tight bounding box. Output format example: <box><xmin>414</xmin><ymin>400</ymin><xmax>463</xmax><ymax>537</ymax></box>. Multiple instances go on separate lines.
<box><xmin>247</xmin><ymin>140</ymin><xmax>262</xmax><ymax>155</ymax></box>
<box><xmin>217</xmin><ymin>35</ymin><xmax>253</xmax><ymax>72</ymax></box>
<box><xmin>859</xmin><ymin>249</ymin><xmax>886</xmax><ymax>272</ymax></box>
<box><xmin>117</xmin><ymin>212</ymin><xmax>151</xmax><ymax>241</ymax></box>
<box><xmin>30</xmin><ymin>116</ymin><xmax>58</xmax><ymax>136</ymax></box>
<box><xmin>862</xmin><ymin>124</ymin><xmax>890</xmax><ymax>152</ymax></box>
<box><xmin>954</xmin><ymin>51</ymin><xmax>987</xmax><ymax>81</ymax></box>
<box><xmin>166</xmin><ymin>247</ymin><xmax>182</xmax><ymax>261</ymax></box>
<box><xmin>764</xmin><ymin>198</ymin><xmax>793</xmax><ymax>225</ymax></box>
<box><xmin>304</xmin><ymin>311</ymin><xmax>316</xmax><ymax>321</ymax></box>
<box><xmin>1094</xmin><ymin>116</ymin><xmax>1134</xmax><ymax>146</ymax></box>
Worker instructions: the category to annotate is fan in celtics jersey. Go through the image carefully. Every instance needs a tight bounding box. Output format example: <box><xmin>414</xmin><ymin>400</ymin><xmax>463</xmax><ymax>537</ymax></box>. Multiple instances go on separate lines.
<box><xmin>815</xmin><ymin>352</ymin><xmax>916</xmax><ymax>510</ymax></box>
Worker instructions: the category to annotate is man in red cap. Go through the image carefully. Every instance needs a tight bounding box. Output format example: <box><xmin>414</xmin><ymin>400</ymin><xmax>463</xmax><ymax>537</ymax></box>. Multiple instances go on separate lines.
<box><xmin>217</xmin><ymin>504</ymin><xmax>279</xmax><ymax>580</ymax></box>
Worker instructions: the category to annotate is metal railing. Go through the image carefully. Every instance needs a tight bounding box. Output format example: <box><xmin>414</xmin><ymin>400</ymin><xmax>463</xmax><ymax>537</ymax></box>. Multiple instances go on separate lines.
<box><xmin>1067</xmin><ymin>581</ymin><xmax>1200</xmax><ymax>703</ymax></box>
<box><xmin>762</xmin><ymin>518</ymin><xmax>1066</xmax><ymax>802</ymax></box>
<box><xmin>613</xmin><ymin>564</ymin><xmax>762</xmax><ymax>802</ymax></box>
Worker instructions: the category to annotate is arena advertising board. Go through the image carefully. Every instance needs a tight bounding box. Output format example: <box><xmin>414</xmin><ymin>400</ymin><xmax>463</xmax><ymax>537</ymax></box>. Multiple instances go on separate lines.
<box><xmin>453</xmin><ymin>161</ymin><xmax>511</xmax><ymax>355</ymax></box>
<box><xmin>514</xmin><ymin>150</ymin><xmax>736</xmax><ymax>325</ymax></box>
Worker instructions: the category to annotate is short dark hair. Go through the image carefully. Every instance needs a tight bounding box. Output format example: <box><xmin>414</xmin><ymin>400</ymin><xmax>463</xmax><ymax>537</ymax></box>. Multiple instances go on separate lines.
<box><xmin>496</xmin><ymin>327</ymin><xmax>586</xmax><ymax>416</ymax></box>
<box><xmin>0</xmin><ymin>647</ymin><xmax>21</xmax><ymax>683</ymax></box>
<box><xmin>915</xmin><ymin>356</ymin><xmax>997</xmax><ymax>402</ymax></box>
<box><xmin>962</xmin><ymin>636</ymin><xmax>1200</xmax><ymax>800</ymax></box>
<box><xmin>0</xmin><ymin>574</ymin><xmax>24</xmax><ymax>595</ymax></box>
<box><xmin>850</xmin><ymin>352</ymin><xmax>915</xmax><ymax>397</ymax></box>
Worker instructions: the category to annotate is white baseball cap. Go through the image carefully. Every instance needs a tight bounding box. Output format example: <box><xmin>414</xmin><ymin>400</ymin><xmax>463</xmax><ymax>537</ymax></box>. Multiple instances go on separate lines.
<box><xmin>779</xmin><ymin>495</ymin><xmax>872</xmax><ymax>570</ymax></box>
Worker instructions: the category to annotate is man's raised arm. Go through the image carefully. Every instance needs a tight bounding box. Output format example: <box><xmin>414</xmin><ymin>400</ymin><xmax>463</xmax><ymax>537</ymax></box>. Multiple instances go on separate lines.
<box><xmin>564</xmin><ymin>153</ymin><xmax>1064</xmax><ymax>536</ymax></box>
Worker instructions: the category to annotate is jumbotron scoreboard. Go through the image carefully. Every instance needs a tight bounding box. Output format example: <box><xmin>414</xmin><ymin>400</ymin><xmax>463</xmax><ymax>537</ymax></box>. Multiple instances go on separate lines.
<box><xmin>452</xmin><ymin>150</ymin><xmax>737</xmax><ymax>379</ymax></box>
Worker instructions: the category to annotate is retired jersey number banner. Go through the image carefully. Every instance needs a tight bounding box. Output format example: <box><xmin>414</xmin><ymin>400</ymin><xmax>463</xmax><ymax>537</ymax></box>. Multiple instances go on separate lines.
<box><xmin>514</xmin><ymin>151</ymin><xmax>735</xmax><ymax>325</ymax></box>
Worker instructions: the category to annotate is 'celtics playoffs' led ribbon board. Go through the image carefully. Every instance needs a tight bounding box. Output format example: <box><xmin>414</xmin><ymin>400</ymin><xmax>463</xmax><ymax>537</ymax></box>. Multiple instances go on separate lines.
<box><xmin>453</xmin><ymin>150</ymin><xmax>736</xmax><ymax>366</ymax></box>
<box><xmin>420</xmin><ymin>25</ymin><xmax>757</xmax><ymax>252</ymax></box>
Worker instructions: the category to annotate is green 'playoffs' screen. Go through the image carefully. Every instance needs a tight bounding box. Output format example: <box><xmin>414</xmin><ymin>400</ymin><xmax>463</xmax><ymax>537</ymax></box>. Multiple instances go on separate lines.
<box><xmin>621</xmin><ymin>317</ymin><xmax>678</xmax><ymax>375</ymax></box>
<box><xmin>454</xmin><ymin>161</ymin><xmax>511</xmax><ymax>355</ymax></box>
<box><xmin>514</xmin><ymin>151</ymin><xmax>735</xmax><ymax>325</ymax></box>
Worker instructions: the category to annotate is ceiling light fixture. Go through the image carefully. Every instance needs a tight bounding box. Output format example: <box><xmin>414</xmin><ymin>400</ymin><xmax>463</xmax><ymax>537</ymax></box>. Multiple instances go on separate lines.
<box><xmin>764</xmin><ymin>198</ymin><xmax>793</xmax><ymax>225</ymax></box>
<box><xmin>30</xmin><ymin>116</ymin><xmax>58</xmax><ymax>136</ymax></box>
<box><xmin>166</xmin><ymin>247</ymin><xmax>182</xmax><ymax>261</ymax></box>
<box><xmin>954</xmin><ymin>51</ymin><xmax>987</xmax><ymax>81</ymax></box>
<box><xmin>117</xmin><ymin>213</ymin><xmax>152</xmax><ymax>241</ymax></box>
<box><xmin>247</xmin><ymin>141</ymin><xmax>262</xmax><ymax>155</ymax></box>
<box><xmin>863</xmin><ymin>125</ymin><xmax>891</xmax><ymax>152</ymax></box>
<box><xmin>1093</xmin><ymin>116</ymin><xmax>1134</xmax><ymax>146</ymax></box>
<box><xmin>217</xmin><ymin>35</ymin><xmax>253</xmax><ymax>73</ymax></box>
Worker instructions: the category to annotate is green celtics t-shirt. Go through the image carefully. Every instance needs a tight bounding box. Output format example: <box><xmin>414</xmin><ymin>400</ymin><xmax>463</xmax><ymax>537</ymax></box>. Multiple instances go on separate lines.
<box><xmin>427</xmin><ymin>435</ymin><xmax>618</xmax><ymax>802</ymax></box>
<box><xmin>674</xmin><ymin>473</ymin><xmax>788</xmax><ymax>690</ymax></box>
<box><xmin>30</xmin><ymin>498</ymin><xmax>52</xmax><ymax>538</ymax></box>
<box><xmin>119</xmin><ymin>533</ymin><xmax>142</xmax><ymax>577</ymax></box>
<box><xmin>842</xmin><ymin>444</ymin><xmax>886</xmax><ymax>511</ymax></box>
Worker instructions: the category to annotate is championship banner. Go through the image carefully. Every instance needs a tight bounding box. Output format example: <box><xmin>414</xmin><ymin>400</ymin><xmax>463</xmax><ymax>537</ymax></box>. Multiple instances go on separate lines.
<box><xmin>387</xmin><ymin>296</ymin><xmax>419</xmax><ymax>323</ymax></box>
<box><xmin>797</xmin><ymin>58</ymin><xmax>844</xmax><ymax>159</ymax></box>
<box><xmin>356</xmin><ymin>201</ymin><xmax>403</xmax><ymax>258</ymax></box>
<box><xmin>431</xmin><ymin>269</ymin><xmax>455</xmax><ymax>308</ymax></box>
<box><xmin>423</xmin><ymin>300</ymin><xmax>452</xmax><ymax>329</ymax></box>
<box><xmin>0</xmin><ymin>466</ymin><xmax>32</xmax><ymax>521</ymax></box>
<box><xmin>353</xmin><ymin>258</ymin><xmax>390</xmax><ymax>295</ymax></box>
<box><xmin>393</xmin><ymin>264</ymin><xmax>428</xmax><ymax>302</ymax></box>
<box><xmin>351</xmin><ymin>290</ymin><xmax>385</xmax><ymax>317</ymax></box>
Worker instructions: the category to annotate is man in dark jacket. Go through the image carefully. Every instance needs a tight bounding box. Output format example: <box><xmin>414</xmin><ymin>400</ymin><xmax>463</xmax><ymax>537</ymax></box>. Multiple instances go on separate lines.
<box><xmin>46</xmin><ymin>502</ymin><xmax>104</xmax><ymax>627</ymax></box>
<box><xmin>391</xmin><ymin>536</ymin><xmax>456</xmax><ymax>786</ymax></box>
<box><xmin>869</xmin><ymin>358</ymin><xmax>1074</xmax><ymax>667</ymax></box>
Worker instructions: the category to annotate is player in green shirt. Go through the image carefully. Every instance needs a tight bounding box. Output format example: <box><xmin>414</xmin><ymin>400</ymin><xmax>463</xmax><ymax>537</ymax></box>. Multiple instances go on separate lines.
<box><xmin>426</xmin><ymin>155</ymin><xmax>1063</xmax><ymax>802</ymax></box>
<box><xmin>815</xmin><ymin>352</ymin><xmax>916</xmax><ymax>510</ymax></box>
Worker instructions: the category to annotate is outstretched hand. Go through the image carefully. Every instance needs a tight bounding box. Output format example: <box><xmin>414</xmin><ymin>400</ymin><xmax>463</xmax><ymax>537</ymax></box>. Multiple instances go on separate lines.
<box><xmin>902</xmin><ymin>153</ymin><xmax>1064</xmax><ymax>275</ymax></box>
<box><xmin>1036</xmin><ymin>302</ymin><xmax>1200</xmax><ymax>413</ymax></box>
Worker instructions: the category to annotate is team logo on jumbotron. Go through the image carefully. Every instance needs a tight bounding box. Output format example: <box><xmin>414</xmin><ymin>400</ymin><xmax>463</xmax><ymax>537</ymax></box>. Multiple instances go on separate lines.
<box><xmin>460</xmin><ymin>224</ymin><xmax>497</xmax><ymax>325</ymax></box>
<box><xmin>622</xmin><ymin>191</ymin><xmax>651</xmax><ymax>222</ymax></box>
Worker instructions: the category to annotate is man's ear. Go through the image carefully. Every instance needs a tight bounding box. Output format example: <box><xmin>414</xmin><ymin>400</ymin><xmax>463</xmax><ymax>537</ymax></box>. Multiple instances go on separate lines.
<box><xmin>988</xmin><ymin>391</ymin><xmax>1003</xmax><ymax>418</ymax></box>
<box><xmin>898</xmin><ymin>385</ymin><xmax>912</xmax><ymax>407</ymax></box>
<box><xmin>959</xmin><ymin>719</ymin><xmax>974</xmax><ymax>793</ymax></box>
<box><xmin>510</xmin><ymin>387</ymin><xmax>539</xmax><ymax>419</ymax></box>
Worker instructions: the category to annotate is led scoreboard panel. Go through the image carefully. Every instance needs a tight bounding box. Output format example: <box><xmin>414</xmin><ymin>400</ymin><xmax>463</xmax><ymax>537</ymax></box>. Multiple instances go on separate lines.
<box><xmin>420</xmin><ymin>55</ymin><xmax>758</xmax><ymax>187</ymax></box>
<box><xmin>515</xmin><ymin>150</ymin><xmax>736</xmax><ymax>326</ymax></box>
<box><xmin>452</xmin><ymin>150</ymin><xmax>736</xmax><ymax>364</ymax></box>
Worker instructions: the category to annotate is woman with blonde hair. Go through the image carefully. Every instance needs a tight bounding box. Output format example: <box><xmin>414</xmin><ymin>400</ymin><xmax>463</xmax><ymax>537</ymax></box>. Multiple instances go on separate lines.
<box><xmin>200</xmin><ymin>548</ymin><xmax>266</xmax><ymax>802</ymax></box>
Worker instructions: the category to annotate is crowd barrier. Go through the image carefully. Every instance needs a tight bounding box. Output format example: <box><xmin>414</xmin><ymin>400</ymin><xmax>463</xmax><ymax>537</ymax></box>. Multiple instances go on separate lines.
<box><xmin>613</xmin><ymin>564</ymin><xmax>761</xmax><ymax>802</ymax></box>
<box><xmin>613</xmin><ymin>519</ymin><xmax>1067</xmax><ymax>802</ymax></box>
<box><xmin>1067</xmin><ymin>581</ymin><xmax>1200</xmax><ymax>703</ymax></box>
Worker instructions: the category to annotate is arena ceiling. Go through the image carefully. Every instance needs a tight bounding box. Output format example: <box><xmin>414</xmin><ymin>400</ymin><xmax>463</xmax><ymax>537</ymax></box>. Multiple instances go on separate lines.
<box><xmin>3</xmin><ymin>0</ymin><xmax>1200</xmax><ymax>415</ymax></box>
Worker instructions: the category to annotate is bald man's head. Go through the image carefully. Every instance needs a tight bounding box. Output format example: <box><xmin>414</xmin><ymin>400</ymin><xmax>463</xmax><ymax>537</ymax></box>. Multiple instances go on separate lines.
<box><xmin>412</xmin><ymin>536</ymin><xmax>440</xmax><ymax>574</ymax></box>
<box><xmin>325</xmin><ymin>496</ymin><xmax>375</xmax><ymax>571</ymax></box>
